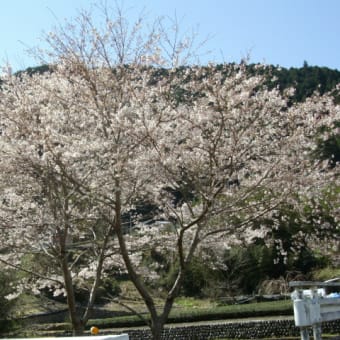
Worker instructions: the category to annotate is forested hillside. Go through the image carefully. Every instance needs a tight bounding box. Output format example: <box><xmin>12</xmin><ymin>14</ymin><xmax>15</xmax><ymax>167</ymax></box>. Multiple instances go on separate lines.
<box><xmin>11</xmin><ymin>62</ymin><xmax>340</xmax><ymax>101</ymax></box>
<box><xmin>249</xmin><ymin>62</ymin><xmax>340</xmax><ymax>102</ymax></box>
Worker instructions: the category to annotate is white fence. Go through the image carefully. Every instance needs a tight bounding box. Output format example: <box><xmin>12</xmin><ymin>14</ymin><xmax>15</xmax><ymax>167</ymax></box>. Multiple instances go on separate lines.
<box><xmin>10</xmin><ymin>335</ymin><xmax>129</xmax><ymax>340</ymax></box>
<box><xmin>290</xmin><ymin>280</ymin><xmax>340</xmax><ymax>340</ymax></box>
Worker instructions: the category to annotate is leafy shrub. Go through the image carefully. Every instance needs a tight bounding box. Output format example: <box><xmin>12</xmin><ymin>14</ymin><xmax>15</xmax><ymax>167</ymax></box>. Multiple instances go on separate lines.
<box><xmin>220</xmin><ymin>243</ymin><xmax>276</xmax><ymax>295</ymax></box>
<box><xmin>160</xmin><ymin>257</ymin><xmax>223</xmax><ymax>298</ymax></box>
<box><xmin>72</xmin><ymin>277</ymin><xmax>121</xmax><ymax>305</ymax></box>
<box><xmin>181</xmin><ymin>258</ymin><xmax>222</xmax><ymax>297</ymax></box>
<box><xmin>312</xmin><ymin>267</ymin><xmax>340</xmax><ymax>281</ymax></box>
<box><xmin>0</xmin><ymin>270</ymin><xmax>16</xmax><ymax>319</ymax></box>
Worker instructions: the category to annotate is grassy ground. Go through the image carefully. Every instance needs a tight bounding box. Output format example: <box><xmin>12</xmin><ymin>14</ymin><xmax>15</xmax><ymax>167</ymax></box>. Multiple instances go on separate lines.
<box><xmin>0</xmin><ymin>279</ymin><xmax>296</xmax><ymax>337</ymax></box>
<box><xmin>87</xmin><ymin>299</ymin><xmax>293</xmax><ymax>329</ymax></box>
<box><xmin>7</xmin><ymin>293</ymin><xmax>67</xmax><ymax>319</ymax></box>
<box><xmin>2</xmin><ymin>294</ymin><xmax>294</xmax><ymax>338</ymax></box>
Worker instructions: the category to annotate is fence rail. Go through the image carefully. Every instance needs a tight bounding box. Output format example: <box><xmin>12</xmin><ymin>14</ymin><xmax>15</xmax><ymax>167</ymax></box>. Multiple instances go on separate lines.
<box><xmin>289</xmin><ymin>280</ymin><xmax>340</xmax><ymax>340</ymax></box>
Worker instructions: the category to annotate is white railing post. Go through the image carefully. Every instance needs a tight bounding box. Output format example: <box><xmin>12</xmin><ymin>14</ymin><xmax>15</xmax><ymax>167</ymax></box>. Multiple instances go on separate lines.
<box><xmin>311</xmin><ymin>287</ymin><xmax>321</xmax><ymax>340</ymax></box>
<box><xmin>301</xmin><ymin>328</ymin><xmax>310</xmax><ymax>340</ymax></box>
<box><xmin>293</xmin><ymin>288</ymin><xmax>310</xmax><ymax>340</ymax></box>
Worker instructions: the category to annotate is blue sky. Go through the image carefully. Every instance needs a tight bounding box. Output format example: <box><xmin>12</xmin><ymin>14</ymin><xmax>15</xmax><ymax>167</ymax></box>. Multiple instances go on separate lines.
<box><xmin>1</xmin><ymin>0</ymin><xmax>340</xmax><ymax>71</ymax></box>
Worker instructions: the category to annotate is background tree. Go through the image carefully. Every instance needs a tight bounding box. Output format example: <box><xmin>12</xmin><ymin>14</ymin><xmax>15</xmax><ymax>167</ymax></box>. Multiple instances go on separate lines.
<box><xmin>0</xmin><ymin>70</ymin><xmax>118</xmax><ymax>334</ymax></box>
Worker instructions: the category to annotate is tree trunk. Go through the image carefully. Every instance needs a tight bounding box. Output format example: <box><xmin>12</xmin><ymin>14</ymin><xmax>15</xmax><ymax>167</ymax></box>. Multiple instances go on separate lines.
<box><xmin>60</xmin><ymin>250</ymin><xmax>84</xmax><ymax>335</ymax></box>
<box><xmin>150</xmin><ymin>316</ymin><xmax>164</xmax><ymax>340</ymax></box>
<box><xmin>72</xmin><ymin>320</ymin><xmax>85</xmax><ymax>336</ymax></box>
<box><xmin>82</xmin><ymin>224</ymin><xmax>114</xmax><ymax>325</ymax></box>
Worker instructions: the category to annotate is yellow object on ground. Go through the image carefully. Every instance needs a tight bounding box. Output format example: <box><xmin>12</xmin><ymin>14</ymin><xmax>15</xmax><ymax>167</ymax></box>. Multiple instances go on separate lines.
<box><xmin>90</xmin><ymin>326</ymin><xmax>100</xmax><ymax>335</ymax></box>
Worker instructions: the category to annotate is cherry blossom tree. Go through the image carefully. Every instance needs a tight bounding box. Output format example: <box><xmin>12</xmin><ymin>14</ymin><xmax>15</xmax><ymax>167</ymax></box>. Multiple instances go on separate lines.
<box><xmin>0</xmin><ymin>5</ymin><xmax>339</xmax><ymax>339</ymax></box>
<box><xmin>0</xmin><ymin>4</ymin><xmax>166</xmax><ymax>334</ymax></box>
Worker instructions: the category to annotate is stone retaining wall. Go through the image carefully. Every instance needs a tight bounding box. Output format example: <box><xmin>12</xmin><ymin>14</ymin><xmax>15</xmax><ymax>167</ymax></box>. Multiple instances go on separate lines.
<box><xmin>115</xmin><ymin>319</ymin><xmax>340</xmax><ymax>339</ymax></box>
<box><xmin>17</xmin><ymin>313</ymin><xmax>340</xmax><ymax>339</ymax></box>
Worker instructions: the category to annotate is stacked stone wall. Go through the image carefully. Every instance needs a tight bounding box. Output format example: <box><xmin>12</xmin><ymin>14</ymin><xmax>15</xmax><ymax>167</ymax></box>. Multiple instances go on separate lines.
<box><xmin>115</xmin><ymin>319</ymin><xmax>340</xmax><ymax>339</ymax></box>
<box><xmin>16</xmin><ymin>313</ymin><xmax>340</xmax><ymax>339</ymax></box>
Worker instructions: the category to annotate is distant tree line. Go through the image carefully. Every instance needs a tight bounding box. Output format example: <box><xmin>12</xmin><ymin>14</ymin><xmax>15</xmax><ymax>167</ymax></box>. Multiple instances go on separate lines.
<box><xmin>247</xmin><ymin>62</ymin><xmax>340</xmax><ymax>103</ymax></box>
<box><xmin>5</xmin><ymin>62</ymin><xmax>340</xmax><ymax>105</ymax></box>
